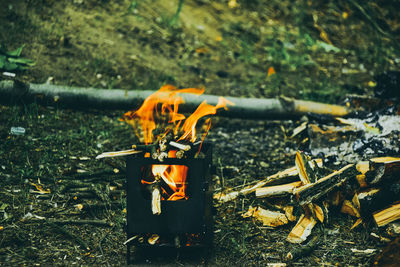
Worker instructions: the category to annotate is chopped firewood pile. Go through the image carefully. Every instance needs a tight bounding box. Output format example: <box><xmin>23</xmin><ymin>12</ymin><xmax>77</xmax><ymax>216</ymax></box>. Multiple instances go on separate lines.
<box><xmin>214</xmin><ymin>99</ymin><xmax>400</xmax><ymax>262</ymax></box>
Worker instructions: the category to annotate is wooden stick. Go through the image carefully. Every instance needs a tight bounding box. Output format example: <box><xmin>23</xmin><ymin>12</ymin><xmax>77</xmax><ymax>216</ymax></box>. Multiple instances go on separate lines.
<box><xmin>96</xmin><ymin>149</ymin><xmax>143</xmax><ymax>159</ymax></box>
<box><xmin>214</xmin><ymin>166</ymin><xmax>299</xmax><ymax>203</ymax></box>
<box><xmin>256</xmin><ymin>181</ymin><xmax>302</xmax><ymax>198</ymax></box>
<box><xmin>152</xmin><ymin>181</ymin><xmax>161</xmax><ymax>215</ymax></box>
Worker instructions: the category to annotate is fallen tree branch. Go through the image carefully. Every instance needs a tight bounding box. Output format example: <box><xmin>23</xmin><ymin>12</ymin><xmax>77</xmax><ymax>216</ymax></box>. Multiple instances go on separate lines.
<box><xmin>0</xmin><ymin>80</ymin><xmax>350</xmax><ymax>119</ymax></box>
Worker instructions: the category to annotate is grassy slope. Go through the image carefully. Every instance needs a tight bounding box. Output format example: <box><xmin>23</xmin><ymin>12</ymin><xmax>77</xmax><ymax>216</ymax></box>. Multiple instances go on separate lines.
<box><xmin>1</xmin><ymin>0</ymin><xmax>399</xmax><ymax>103</ymax></box>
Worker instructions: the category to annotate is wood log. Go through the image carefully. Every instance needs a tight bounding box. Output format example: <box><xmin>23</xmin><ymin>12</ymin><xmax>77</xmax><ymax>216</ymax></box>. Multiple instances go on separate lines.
<box><xmin>355</xmin><ymin>181</ymin><xmax>400</xmax><ymax>217</ymax></box>
<box><xmin>255</xmin><ymin>181</ymin><xmax>302</xmax><ymax>198</ymax></box>
<box><xmin>355</xmin><ymin>161</ymin><xmax>369</xmax><ymax>188</ymax></box>
<box><xmin>365</xmin><ymin>157</ymin><xmax>400</xmax><ymax>185</ymax></box>
<box><xmin>373</xmin><ymin>202</ymin><xmax>400</xmax><ymax>227</ymax></box>
<box><xmin>295</xmin><ymin>152</ymin><xmax>313</xmax><ymax>184</ymax></box>
<box><xmin>242</xmin><ymin>206</ymin><xmax>289</xmax><ymax>227</ymax></box>
<box><xmin>309</xmin><ymin>203</ymin><xmax>324</xmax><ymax>223</ymax></box>
<box><xmin>283</xmin><ymin>206</ymin><xmax>297</xmax><ymax>222</ymax></box>
<box><xmin>0</xmin><ymin>80</ymin><xmax>350</xmax><ymax>119</ymax></box>
<box><xmin>341</xmin><ymin>199</ymin><xmax>361</xmax><ymax>218</ymax></box>
<box><xmin>294</xmin><ymin>164</ymin><xmax>356</xmax><ymax>206</ymax></box>
<box><xmin>287</xmin><ymin>214</ymin><xmax>317</xmax><ymax>244</ymax></box>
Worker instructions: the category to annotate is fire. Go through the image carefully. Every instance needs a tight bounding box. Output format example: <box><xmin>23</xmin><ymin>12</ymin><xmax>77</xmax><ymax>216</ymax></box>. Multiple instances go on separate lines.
<box><xmin>123</xmin><ymin>84</ymin><xmax>234</xmax><ymax>201</ymax></box>
<box><xmin>151</xmin><ymin>164</ymin><xmax>189</xmax><ymax>200</ymax></box>
<box><xmin>122</xmin><ymin>84</ymin><xmax>233</xmax><ymax>144</ymax></box>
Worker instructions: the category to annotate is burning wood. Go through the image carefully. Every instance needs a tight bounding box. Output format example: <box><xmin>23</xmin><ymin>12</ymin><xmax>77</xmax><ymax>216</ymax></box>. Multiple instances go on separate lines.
<box><xmin>169</xmin><ymin>141</ymin><xmax>191</xmax><ymax>151</ymax></box>
<box><xmin>151</xmin><ymin>177</ymin><xmax>161</xmax><ymax>215</ymax></box>
<box><xmin>96</xmin><ymin>85</ymin><xmax>233</xmax><ymax>221</ymax></box>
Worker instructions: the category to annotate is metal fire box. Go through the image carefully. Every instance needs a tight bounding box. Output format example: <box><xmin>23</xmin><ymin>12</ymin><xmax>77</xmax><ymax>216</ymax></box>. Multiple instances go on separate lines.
<box><xmin>125</xmin><ymin>143</ymin><xmax>213</xmax><ymax>262</ymax></box>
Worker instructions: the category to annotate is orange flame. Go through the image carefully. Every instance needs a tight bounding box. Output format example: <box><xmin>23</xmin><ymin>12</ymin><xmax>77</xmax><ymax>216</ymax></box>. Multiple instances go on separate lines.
<box><xmin>178</xmin><ymin>97</ymin><xmax>234</xmax><ymax>142</ymax></box>
<box><xmin>125</xmin><ymin>85</ymin><xmax>234</xmax><ymax>201</ymax></box>
<box><xmin>152</xmin><ymin>164</ymin><xmax>189</xmax><ymax>200</ymax></box>
<box><xmin>122</xmin><ymin>85</ymin><xmax>233</xmax><ymax>144</ymax></box>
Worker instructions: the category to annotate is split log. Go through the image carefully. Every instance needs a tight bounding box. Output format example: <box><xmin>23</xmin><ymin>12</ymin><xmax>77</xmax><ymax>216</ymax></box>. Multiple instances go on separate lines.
<box><xmin>294</xmin><ymin>164</ymin><xmax>356</xmax><ymax>206</ymax></box>
<box><xmin>341</xmin><ymin>199</ymin><xmax>361</xmax><ymax>218</ymax></box>
<box><xmin>214</xmin><ymin>166</ymin><xmax>299</xmax><ymax>202</ymax></box>
<box><xmin>242</xmin><ymin>206</ymin><xmax>289</xmax><ymax>227</ymax></box>
<box><xmin>255</xmin><ymin>181</ymin><xmax>302</xmax><ymax>198</ymax></box>
<box><xmin>308</xmin><ymin>203</ymin><xmax>325</xmax><ymax>223</ymax></box>
<box><xmin>295</xmin><ymin>152</ymin><xmax>314</xmax><ymax>184</ymax></box>
<box><xmin>365</xmin><ymin>157</ymin><xmax>400</xmax><ymax>186</ymax></box>
<box><xmin>287</xmin><ymin>214</ymin><xmax>317</xmax><ymax>244</ymax></box>
<box><xmin>0</xmin><ymin>80</ymin><xmax>350</xmax><ymax>119</ymax></box>
<box><xmin>355</xmin><ymin>161</ymin><xmax>369</xmax><ymax>188</ymax></box>
<box><xmin>373</xmin><ymin>202</ymin><xmax>400</xmax><ymax>227</ymax></box>
<box><xmin>283</xmin><ymin>206</ymin><xmax>297</xmax><ymax>222</ymax></box>
<box><xmin>354</xmin><ymin>181</ymin><xmax>400</xmax><ymax>217</ymax></box>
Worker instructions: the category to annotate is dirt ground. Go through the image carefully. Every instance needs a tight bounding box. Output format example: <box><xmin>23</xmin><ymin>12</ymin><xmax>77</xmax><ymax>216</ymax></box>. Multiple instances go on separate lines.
<box><xmin>1</xmin><ymin>0</ymin><xmax>400</xmax><ymax>266</ymax></box>
<box><xmin>0</xmin><ymin>104</ymin><xmax>392</xmax><ymax>266</ymax></box>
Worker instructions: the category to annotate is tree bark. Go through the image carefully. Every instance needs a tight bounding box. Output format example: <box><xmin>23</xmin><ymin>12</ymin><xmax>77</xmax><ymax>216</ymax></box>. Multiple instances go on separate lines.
<box><xmin>0</xmin><ymin>80</ymin><xmax>350</xmax><ymax>119</ymax></box>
